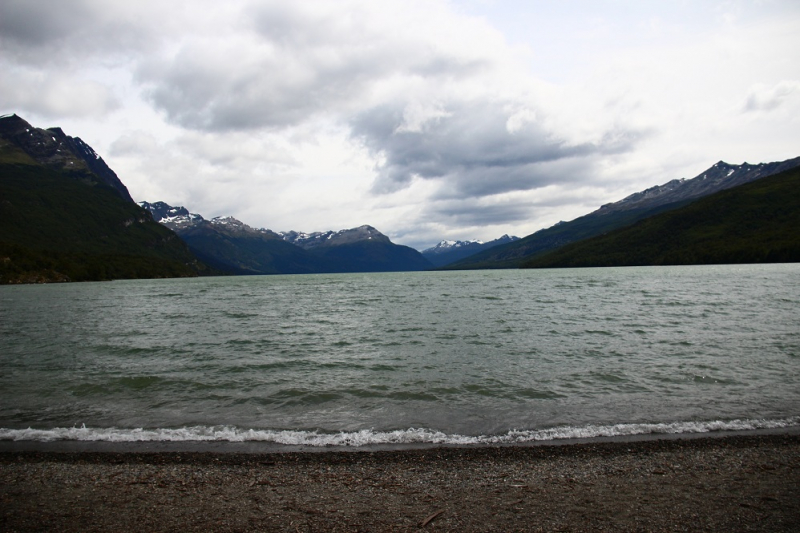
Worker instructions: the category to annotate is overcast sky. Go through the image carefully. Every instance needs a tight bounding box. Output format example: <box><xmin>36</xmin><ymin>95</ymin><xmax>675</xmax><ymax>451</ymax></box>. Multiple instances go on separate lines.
<box><xmin>2</xmin><ymin>0</ymin><xmax>799</xmax><ymax>250</ymax></box>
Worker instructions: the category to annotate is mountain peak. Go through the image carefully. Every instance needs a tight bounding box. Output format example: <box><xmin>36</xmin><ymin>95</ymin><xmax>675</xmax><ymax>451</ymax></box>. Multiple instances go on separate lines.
<box><xmin>424</xmin><ymin>239</ymin><xmax>483</xmax><ymax>254</ymax></box>
<box><xmin>139</xmin><ymin>201</ymin><xmax>204</xmax><ymax>229</ymax></box>
<box><xmin>595</xmin><ymin>157</ymin><xmax>800</xmax><ymax>216</ymax></box>
<box><xmin>280</xmin><ymin>225</ymin><xmax>391</xmax><ymax>249</ymax></box>
<box><xmin>0</xmin><ymin>113</ymin><xmax>134</xmax><ymax>203</ymax></box>
<box><xmin>423</xmin><ymin>234</ymin><xmax>521</xmax><ymax>255</ymax></box>
<box><xmin>421</xmin><ymin>234</ymin><xmax>520</xmax><ymax>267</ymax></box>
<box><xmin>210</xmin><ymin>215</ymin><xmax>250</xmax><ymax>229</ymax></box>
<box><xmin>0</xmin><ymin>113</ymin><xmax>32</xmax><ymax>135</ymax></box>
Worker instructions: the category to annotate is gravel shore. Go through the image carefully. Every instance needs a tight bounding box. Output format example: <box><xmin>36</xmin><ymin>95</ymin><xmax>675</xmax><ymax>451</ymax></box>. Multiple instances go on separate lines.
<box><xmin>2</xmin><ymin>433</ymin><xmax>799</xmax><ymax>532</ymax></box>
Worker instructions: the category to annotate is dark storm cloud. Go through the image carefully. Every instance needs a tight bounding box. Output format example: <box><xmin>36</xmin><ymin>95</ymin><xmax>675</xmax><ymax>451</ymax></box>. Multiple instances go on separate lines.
<box><xmin>351</xmin><ymin>100</ymin><xmax>646</xmax><ymax>198</ymax></box>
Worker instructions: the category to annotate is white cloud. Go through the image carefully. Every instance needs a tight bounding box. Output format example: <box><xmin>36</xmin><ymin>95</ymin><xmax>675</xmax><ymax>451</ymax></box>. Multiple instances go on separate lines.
<box><xmin>396</xmin><ymin>100</ymin><xmax>452</xmax><ymax>134</ymax></box>
<box><xmin>131</xmin><ymin>0</ymin><xmax>506</xmax><ymax>133</ymax></box>
<box><xmin>0</xmin><ymin>67</ymin><xmax>120</xmax><ymax>119</ymax></box>
<box><xmin>743</xmin><ymin>80</ymin><xmax>800</xmax><ymax>112</ymax></box>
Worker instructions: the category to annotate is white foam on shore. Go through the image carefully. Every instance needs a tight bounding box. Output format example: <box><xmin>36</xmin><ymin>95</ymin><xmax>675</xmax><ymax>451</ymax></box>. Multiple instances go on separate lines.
<box><xmin>2</xmin><ymin>418</ymin><xmax>799</xmax><ymax>446</ymax></box>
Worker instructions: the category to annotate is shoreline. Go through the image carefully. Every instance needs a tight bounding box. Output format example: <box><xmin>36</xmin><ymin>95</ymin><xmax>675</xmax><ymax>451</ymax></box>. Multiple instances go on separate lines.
<box><xmin>3</xmin><ymin>431</ymin><xmax>798</xmax><ymax>531</ymax></box>
<box><xmin>1</xmin><ymin>425</ymin><xmax>799</xmax><ymax>454</ymax></box>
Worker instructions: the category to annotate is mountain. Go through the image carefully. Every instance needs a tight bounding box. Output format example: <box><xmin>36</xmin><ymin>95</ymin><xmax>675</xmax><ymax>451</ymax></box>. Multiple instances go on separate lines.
<box><xmin>279</xmin><ymin>225</ymin><xmax>433</xmax><ymax>272</ymax></box>
<box><xmin>0</xmin><ymin>113</ymin><xmax>134</xmax><ymax>203</ymax></box>
<box><xmin>280</xmin><ymin>225</ymin><xmax>388</xmax><ymax>249</ymax></box>
<box><xmin>421</xmin><ymin>235</ymin><xmax>520</xmax><ymax>268</ymax></box>
<box><xmin>446</xmin><ymin>157</ymin><xmax>800</xmax><ymax>270</ymax></box>
<box><xmin>0</xmin><ymin>115</ymin><xmax>210</xmax><ymax>283</ymax></box>
<box><xmin>141</xmin><ymin>202</ymin><xmax>434</xmax><ymax>274</ymax></box>
<box><xmin>137</xmin><ymin>201</ymin><xmax>201</xmax><ymax>226</ymax></box>
<box><xmin>140</xmin><ymin>202</ymin><xmax>325</xmax><ymax>274</ymax></box>
<box><xmin>523</xmin><ymin>164</ymin><xmax>800</xmax><ymax>268</ymax></box>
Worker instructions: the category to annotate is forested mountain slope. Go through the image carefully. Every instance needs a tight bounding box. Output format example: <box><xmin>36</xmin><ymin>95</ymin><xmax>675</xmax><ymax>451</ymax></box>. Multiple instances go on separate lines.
<box><xmin>523</xmin><ymin>165</ymin><xmax>800</xmax><ymax>268</ymax></box>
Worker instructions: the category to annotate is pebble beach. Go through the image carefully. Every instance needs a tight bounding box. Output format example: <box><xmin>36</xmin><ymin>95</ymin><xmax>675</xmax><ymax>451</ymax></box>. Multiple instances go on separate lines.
<box><xmin>2</xmin><ymin>433</ymin><xmax>799</xmax><ymax>532</ymax></box>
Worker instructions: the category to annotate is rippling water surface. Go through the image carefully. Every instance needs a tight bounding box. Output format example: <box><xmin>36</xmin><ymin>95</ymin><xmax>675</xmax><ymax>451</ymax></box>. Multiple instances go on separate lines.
<box><xmin>1</xmin><ymin>264</ymin><xmax>798</xmax><ymax>445</ymax></box>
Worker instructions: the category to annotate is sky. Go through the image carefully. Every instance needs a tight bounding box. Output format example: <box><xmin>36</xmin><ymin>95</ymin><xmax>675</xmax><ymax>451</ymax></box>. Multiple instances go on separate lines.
<box><xmin>2</xmin><ymin>0</ymin><xmax>799</xmax><ymax>250</ymax></box>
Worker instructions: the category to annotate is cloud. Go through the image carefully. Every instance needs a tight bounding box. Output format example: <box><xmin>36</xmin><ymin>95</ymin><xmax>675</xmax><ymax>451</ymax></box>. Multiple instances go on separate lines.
<box><xmin>0</xmin><ymin>67</ymin><xmax>120</xmax><ymax>119</ymax></box>
<box><xmin>352</xmin><ymin>99</ymin><xmax>647</xmax><ymax>197</ymax></box>
<box><xmin>0</xmin><ymin>0</ymin><xmax>91</xmax><ymax>48</ymax></box>
<box><xmin>743</xmin><ymin>80</ymin><xmax>800</xmax><ymax>112</ymax></box>
<box><xmin>109</xmin><ymin>128</ymin><xmax>299</xmax><ymax>209</ymax></box>
<box><xmin>132</xmin><ymin>0</ymin><xmax>501</xmax><ymax>132</ymax></box>
<box><xmin>1</xmin><ymin>0</ymin><xmax>643</xmax><ymax>200</ymax></box>
<box><xmin>0</xmin><ymin>0</ymin><xmax>165</xmax><ymax>66</ymax></box>
<box><xmin>126</xmin><ymin>0</ymin><xmax>631</xmax><ymax>212</ymax></box>
<box><xmin>425</xmin><ymin>198</ymin><xmax>536</xmax><ymax>228</ymax></box>
<box><xmin>136</xmin><ymin>34</ymin><xmax>339</xmax><ymax>131</ymax></box>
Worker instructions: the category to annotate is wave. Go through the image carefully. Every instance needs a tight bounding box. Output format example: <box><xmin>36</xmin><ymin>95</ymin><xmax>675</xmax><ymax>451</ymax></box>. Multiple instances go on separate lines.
<box><xmin>2</xmin><ymin>417</ymin><xmax>798</xmax><ymax>446</ymax></box>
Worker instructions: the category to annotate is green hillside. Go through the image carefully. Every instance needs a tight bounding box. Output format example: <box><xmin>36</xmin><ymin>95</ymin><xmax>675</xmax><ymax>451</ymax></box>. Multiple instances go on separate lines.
<box><xmin>522</xmin><ymin>166</ymin><xmax>800</xmax><ymax>269</ymax></box>
<box><xmin>0</xmin><ymin>155</ymin><xmax>211</xmax><ymax>283</ymax></box>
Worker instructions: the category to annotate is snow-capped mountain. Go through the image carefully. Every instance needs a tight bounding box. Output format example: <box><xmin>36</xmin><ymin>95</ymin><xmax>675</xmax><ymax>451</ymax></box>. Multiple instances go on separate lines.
<box><xmin>138</xmin><ymin>201</ymin><xmax>204</xmax><ymax>229</ymax></box>
<box><xmin>140</xmin><ymin>202</ymin><xmax>432</xmax><ymax>274</ymax></box>
<box><xmin>205</xmin><ymin>216</ymin><xmax>281</xmax><ymax>238</ymax></box>
<box><xmin>279</xmin><ymin>225</ymin><xmax>390</xmax><ymax>250</ymax></box>
<box><xmin>139</xmin><ymin>201</ymin><xmax>284</xmax><ymax>238</ymax></box>
<box><xmin>424</xmin><ymin>239</ymin><xmax>484</xmax><ymax>253</ymax></box>
<box><xmin>421</xmin><ymin>235</ymin><xmax>520</xmax><ymax>267</ymax></box>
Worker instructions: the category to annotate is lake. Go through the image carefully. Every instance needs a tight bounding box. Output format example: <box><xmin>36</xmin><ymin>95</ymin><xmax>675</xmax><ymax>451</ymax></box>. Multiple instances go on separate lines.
<box><xmin>1</xmin><ymin>264</ymin><xmax>798</xmax><ymax>446</ymax></box>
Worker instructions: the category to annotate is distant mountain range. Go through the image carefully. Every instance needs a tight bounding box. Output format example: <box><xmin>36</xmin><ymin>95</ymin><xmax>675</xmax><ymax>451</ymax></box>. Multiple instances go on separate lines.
<box><xmin>139</xmin><ymin>201</ymin><xmax>433</xmax><ymax>274</ymax></box>
<box><xmin>445</xmin><ymin>157</ymin><xmax>800</xmax><ymax>270</ymax></box>
<box><xmin>421</xmin><ymin>235</ymin><xmax>519</xmax><ymax>268</ymax></box>
<box><xmin>0</xmin><ymin>114</ymin><xmax>209</xmax><ymax>283</ymax></box>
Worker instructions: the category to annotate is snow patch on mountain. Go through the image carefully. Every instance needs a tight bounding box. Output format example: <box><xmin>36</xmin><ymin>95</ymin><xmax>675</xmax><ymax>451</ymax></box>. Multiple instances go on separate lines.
<box><xmin>279</xmin><ymin>225</ymin><xmax>389</xmax><ymax>250</ymax></box>
<box><xmin>422</xmin><ymin>235</ymin><xmax>518</xmax><ymax>255</ymax></box>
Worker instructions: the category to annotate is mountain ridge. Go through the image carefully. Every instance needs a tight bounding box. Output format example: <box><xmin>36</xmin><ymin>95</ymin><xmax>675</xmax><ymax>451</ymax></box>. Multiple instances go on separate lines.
<box><xmin>523</xmin><ymin>164</ymin><xmax>800</xmax><ymax>268</ymax></box>
<box><xmin>595</xmin><ymin>159</ymin><xmax>800</xmax><ymax>215</ymax></box>
<box><xmin>0</xmin><ymin>113</ymin><xmax>134</xmax><ymax>203</ymax></box>
<box><xmin>445</xmin><ymin>156</ymin><xmax>800</xmax><ymax>270</ymax></box>
<box><xmin>280</xmin><ymin>225</ymin><xmax>391</xmax><ymax>249</ymax></box>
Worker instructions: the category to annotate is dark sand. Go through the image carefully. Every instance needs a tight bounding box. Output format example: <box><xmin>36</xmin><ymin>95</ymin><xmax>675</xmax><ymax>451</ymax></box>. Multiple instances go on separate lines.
<box><xmin>2</xmin><ymin>433</ymin><xmax>799</xmax><ymax>532</ymax></box>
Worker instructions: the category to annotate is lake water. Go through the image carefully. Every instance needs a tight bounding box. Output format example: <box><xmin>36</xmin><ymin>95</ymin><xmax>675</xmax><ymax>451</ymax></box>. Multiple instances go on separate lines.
<box><xmin>1</xmin><ymin>264</ymin><xmax>798</xmax><ymax>446</ymax></box>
